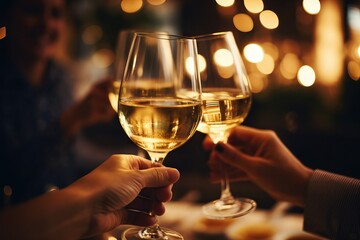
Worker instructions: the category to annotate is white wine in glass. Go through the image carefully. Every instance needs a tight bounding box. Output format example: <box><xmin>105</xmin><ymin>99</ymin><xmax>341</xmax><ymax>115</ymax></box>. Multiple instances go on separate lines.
<box><xmin>118</xmin><ymin>32</ymin><xmax>202</xmax><ymax>240</ymax></box>
<box><xmin>195</xmin><ymin>31</ymin><xmax>256</xmax><ymax>219</ymax></box>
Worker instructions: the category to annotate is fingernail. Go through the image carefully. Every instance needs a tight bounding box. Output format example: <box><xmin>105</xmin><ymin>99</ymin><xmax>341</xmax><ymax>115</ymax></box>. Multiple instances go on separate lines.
<box><xmin>215</xmin><ymin>143</ymin><xmax>224</xmax><ymax>153</ymax></box>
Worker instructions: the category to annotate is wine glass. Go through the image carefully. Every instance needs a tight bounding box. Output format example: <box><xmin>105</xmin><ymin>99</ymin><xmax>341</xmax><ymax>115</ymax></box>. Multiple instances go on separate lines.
<box><xmin>109</xmin><ymin>30</ymin><xmax>168</xmax><ymax>112</ymax></box>
<box><xmin>109</xmin><ymin>30</ymin><xmax>136</xmax><ymax>112</ymax></box>
<box><xmin>118</xmin><ymin>32</ymin><xmax>202</xmax><ymax>240</ymax></box>
<box><xmin>195</xmin><ymin>31</ymin><xmax>256</xmax><ymax>219</ymax></box>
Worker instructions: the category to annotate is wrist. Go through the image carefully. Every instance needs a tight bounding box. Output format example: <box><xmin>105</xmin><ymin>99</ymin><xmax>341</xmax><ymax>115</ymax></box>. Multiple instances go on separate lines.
<box><xmin>295</xmin><ymin>166</ymin><xmax>314</xmax><ymax>207</ymax></box>
<box><xmin>63</xmin><ymin>181</ymin><xmax>97</xmax><ymax>237</ymax></box>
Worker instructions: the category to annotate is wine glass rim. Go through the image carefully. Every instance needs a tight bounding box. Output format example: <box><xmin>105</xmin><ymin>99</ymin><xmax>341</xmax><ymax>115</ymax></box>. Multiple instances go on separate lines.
<box><xmin>192</xmin><ymin>31</ymin><xmax>233</xmax><ymax>39</ymax></box>
<box><xmin>135</xmin><ymin>32</ymin><xmax>194</xmax><ymax>41</ymax></box>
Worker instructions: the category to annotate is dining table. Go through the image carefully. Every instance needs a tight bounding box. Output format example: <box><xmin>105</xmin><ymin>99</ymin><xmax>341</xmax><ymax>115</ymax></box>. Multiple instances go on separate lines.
<box><xmin>107</xmin><ymin>201</ymin><xmax>328</xmax><ymax>240</ymax></box>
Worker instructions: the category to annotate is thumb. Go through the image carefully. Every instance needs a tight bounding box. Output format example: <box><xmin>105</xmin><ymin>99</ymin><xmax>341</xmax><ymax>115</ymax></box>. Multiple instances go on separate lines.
<box><xmin>140</xmin><ymin>167</ymin><xmax>180</xmax><ymax>188</ymax></box>
<box><xmin>214</xmin><ymin>142</ymin><xmax>255</xmax><ymax>171</ymax></box>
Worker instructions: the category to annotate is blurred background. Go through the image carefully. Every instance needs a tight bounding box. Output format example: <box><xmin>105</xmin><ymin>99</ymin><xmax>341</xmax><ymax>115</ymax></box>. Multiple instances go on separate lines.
<box><xmin>1</xmin><ymin>0</ymin><xmax>359</xmax><ymax>208</ymax></box>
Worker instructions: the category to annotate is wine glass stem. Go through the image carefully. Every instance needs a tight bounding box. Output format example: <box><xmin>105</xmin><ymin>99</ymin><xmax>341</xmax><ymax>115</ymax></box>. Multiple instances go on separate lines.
<box><xmin>211</xmin><ymin>132</ymin><xmax>236</xmax><ymax>205</ymax></box>
<box><xmin>220</xmin><ymin>168</ymin><xmax>235</xmax><ymax>204</ymax></box>
<box><xmin>148</xmin><ymin>152</ymin><xmax>167</xmax><ymax>165</ymax></box>
<box><xmin>140</xmin><ymin>151</ymin><xmax>168</xmax><ymax>238</ymax></box>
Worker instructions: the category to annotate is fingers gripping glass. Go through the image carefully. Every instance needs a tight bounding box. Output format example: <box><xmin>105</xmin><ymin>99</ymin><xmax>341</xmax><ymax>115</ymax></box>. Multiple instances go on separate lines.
<box><xmin>118</xmin><ymin>32</ymin><xmax>202</xmax><ymax>240</ymax></box>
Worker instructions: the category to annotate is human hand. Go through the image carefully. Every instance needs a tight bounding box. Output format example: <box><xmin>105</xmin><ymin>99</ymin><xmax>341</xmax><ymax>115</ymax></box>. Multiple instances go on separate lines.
<box><xmin>70</xmin><ymin>154</ymin><xmax>180</xmax><ymax>237</ymax></box>
<box><xmin>204</xmin><ymin>126</ymin><xmax>313</xmax><ymax>206</ymax></box>
<box><xmin>60</xmin><ymin>77</ymin><xmax>115</xmax><ymax>137</ymax></box>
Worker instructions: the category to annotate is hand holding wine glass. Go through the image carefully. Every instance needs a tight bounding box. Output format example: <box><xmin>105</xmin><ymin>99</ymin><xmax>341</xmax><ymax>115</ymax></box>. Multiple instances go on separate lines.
<box><xmin>118</xmin><ymin>32</ymin><xmax>202</xmax><ymax>240</ymax></box>
<box><xmin>195</xmin><ymin>31</ymin><xmax>256</xmax><ymax>219</ymax></box>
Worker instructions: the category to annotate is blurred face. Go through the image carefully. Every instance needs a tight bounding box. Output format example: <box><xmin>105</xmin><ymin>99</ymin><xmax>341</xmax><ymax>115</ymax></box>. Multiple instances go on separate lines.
<box><xmin>8</xmin><ymin>0</ymin><xmax>65</xmax><ymax>61</ymax></box>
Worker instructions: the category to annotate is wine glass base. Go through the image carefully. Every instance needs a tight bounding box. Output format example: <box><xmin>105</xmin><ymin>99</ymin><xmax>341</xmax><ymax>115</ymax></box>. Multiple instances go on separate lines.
<box><xmin>122</xmin><ymin>226</ymin><xmax>184</xmax><ymax>240</ymax></box>
<box><xmin>202</xmin><ymin>198</ymin><xmax>256</xmax><ymax>220</ymax></box>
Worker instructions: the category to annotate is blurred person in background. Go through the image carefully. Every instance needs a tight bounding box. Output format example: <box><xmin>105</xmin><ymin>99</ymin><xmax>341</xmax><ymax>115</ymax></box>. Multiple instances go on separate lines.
<box><xmin>0</xmin><ymin>0</ymin><xmax>116</xmax><ymax>207</ymax></box>
<box><xmin>204</xmin><ymin>125</ymin><xmax>360</xmax><ymax>239</ymax></box>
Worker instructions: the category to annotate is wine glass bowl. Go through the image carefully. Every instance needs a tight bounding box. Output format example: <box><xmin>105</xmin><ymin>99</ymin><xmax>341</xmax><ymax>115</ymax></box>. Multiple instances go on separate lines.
<box><xmin>195</xmin><ymin>31</ymin><xmax>256</xmax><ymax>219</ymax></box>
<box><xmin>118</xmin><ymin>32</ymin><xmax>202</xmax><ymax>240</ymax></box>
<box><xmin>109</xmin><ymin>30</ymin><xmax>137</xmax><ymax>112</ymax></box>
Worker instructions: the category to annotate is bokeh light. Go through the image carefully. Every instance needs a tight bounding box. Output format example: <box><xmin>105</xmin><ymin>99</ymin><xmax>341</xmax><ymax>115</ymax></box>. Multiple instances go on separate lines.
<box><xmin>348</xmin><ymin>61</ymin><xmax>360</xmax><ymax>81</ymax></box>
<box><xmin>92</xmin><ymin>49</ymin><xmax>115</xmax><ymax>68</ymax></box>
<box><xmin>248</xmin><ymin>72</ymin><xmax>268</xmax><ymax>93</ymax></box>
<box><xmin>147</xmin><ymin>0</ymin><xmax>166</xmax><ymax>6</ymax></box>
<box><xmin>214</xmin><ymin>49</ymin><xmax>234</xmax><ymax>67</ymax></box>
<box><xmin>121</xmin><ymin>0</ymin><xmax>143</xmax><ymax>13</ymax></box>
<box><xmin>197</xmin><ymin>54</ymin><xmax>207</xmax><ymax>73</ymax></box>
<box><xmin>297</xmin><ymin>65</ymin><xmax>316</xmax><ymax>87</ymax></box>
<box><xmin>233</xmin><ymin>13</ymin><xmax>254</xmax><ymax>32</ymax></box>
<box><xmin>256</xmin><ymin>54</ymin><xmax>275</xmax><ymax>75</ymax></box>
<box><xmin>303</xmin><ymin>0</ymin><xmax>321</xmax><ymax>15</ymax></box>
<box><xmin>185</xmin><ymin>56</ymin><xmax>197</xmax><ymax>75</ymax></box>
<box><xmin>348</xmin><ymin>6</ymin><xmax>360</xmax><ymax>31</ymax></box>
<box><xmin>280</xmin><ymin>53</ymin><xmax>301</xmax><ymax>80</ymax></box>
<box><xmin>314</xmin><ymin>0</ymin><xmax>343</xmax><ymax>86</ymax></box>
<box><xmin>0</xmin><ymin>27</ymin><xmax>6</xmax><ymax>40</ymax></box>
<box><xmin>3</xmin><ymin>185</ymin><xmax>12</xmax><ymax>197</ymax></box>
<box><xmin>262</xmin><ymin>42</ymin><xmax>279</xmax><ymax>61</ymax></box>
<box><xmin>244</xmin><ymin>0</ymin><xmax>264</xmax><ymax>14</ymax></box>
<box><xmin>243</xmin><ymin>43</ymin><xmax>264</xmax><ymax>63</ymax></box>
<box><xmin>259</xmin><ymin>10</ymin><xmax>279</xmax><ymax>29</ymax></box>
<box><xmin>216</xmin><ymin>0</ymin><xmax>235</xmax><ymax>7</ymax></box>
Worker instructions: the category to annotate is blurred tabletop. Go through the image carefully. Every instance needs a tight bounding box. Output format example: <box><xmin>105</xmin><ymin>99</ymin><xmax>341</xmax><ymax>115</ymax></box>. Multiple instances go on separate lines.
<box><xmin>108</xmin><ymin>201</ymin><xmax>328</xmax><ymax>240</ymax></box>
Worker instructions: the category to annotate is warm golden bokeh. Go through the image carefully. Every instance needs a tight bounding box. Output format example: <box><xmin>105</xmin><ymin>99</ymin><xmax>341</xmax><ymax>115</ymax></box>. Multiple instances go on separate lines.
<box><xmin>92</xmin><ymin>48</ymin><xmax>115</xmax><ymax>69</ymax></box>
<box><xmin>121</xmin><ymin>0</ymin><xmax>143</xmax><ymax>13</ymax></box>
<box><xmin>280</xmin><ymin>53</ymin><xmax>301</xmax><ymax>80</ymax></box>
<box><xmin>256</xmin><ymin>54</ymin><xmax>275</xmax><ymax>75</ymax></box>
<box><xmin>243</xmin><ymin>43</ymin><xmax>264</xmax><ymax>63</ymax></box>
<box><xmin>244</xmin><ymin>0</ymin><xmax>264</xmax><ymax>14</ymax></box>
<box><xmin>303</xmin><ymin>0</ymin><xmax>321</xmax><ymax>15</ymax></box>
<box><xmin>259</xmin><ymin>10</ymin><xmax>279</xmax><ymax>29</ymax></box>
<box><xmin>0</xmin><ymin>27</ymin><xmax>6</xmax><ymax>40</ymax></box>
<box><xmin>297</xmin><ymin>65</ymin><xmax>316</xmax><ymax>87</ymax></box>
<box><xmin>233</xmin><ymin>13</ymin><xmax>254</xmax><ymax>32</ymax></box>
<box><xmin>314</xmin><ymin>0</ymin><xmax>344</xmax><ymax>87</ymax></box>
<box><xmin>348</xmin><ymin>61</ymin><xmax>360</xmax><ymax>81</ymax></box>
<box><xmin>215</xmin><ymin>0</ymin><xmax>235</xmax><ymax>8</ymax></box>
<box><xmin>147</xmin><ymin>0</ymin><xmax>166</xmax><ymax>6</ymax></box>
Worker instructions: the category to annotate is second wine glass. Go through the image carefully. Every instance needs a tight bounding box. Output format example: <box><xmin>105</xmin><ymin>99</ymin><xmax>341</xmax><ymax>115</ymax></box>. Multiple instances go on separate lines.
<box><xmin>195</xmin><ymin>31</ymin><xmax>256</xmax><ymax>219</ymax></box>
<box><xmin>118</xmin><ymin>32</ymin><xmax>202</xmax><ymax>240</ymax></box>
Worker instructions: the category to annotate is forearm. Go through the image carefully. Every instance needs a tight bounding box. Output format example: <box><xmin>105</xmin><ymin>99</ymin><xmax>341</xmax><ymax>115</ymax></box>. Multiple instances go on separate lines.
<box><xmin>0</xmin><ymin>187</ymin><xmax>92</xmax><ymax>240</ymax></box>
<box><xmin>303</xmin><ymin>169</ymin><xmax>360</xmax><ymax>239</ymax></box>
